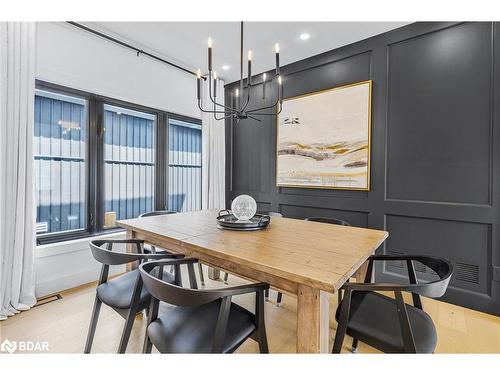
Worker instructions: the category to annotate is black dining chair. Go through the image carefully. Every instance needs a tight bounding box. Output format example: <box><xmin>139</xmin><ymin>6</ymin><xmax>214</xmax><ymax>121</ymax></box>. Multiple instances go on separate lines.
<box><xmin>304</xmin><ymin>216</ymin><xmax>352</xmax><ymax>226</ymax></box>
<box><xmin>139</xmin><ymin>258</ymin><xmax>270</xmax><ymax>353</ymax></box>
<box><xmin>332</xmin><ymin>255</ymin><xmax>453</xmax><ymax>354</ymax></box>
<box><xmin>138</xmin><ymin>210</ymin><xmax>177</xmax><ymax>255</ymax></box>
<box><xmin>139</xmin><ymin>210</ymin><xmax>206</xmax><ymax>287</ymax></box>
<box><xmin>84</xmin><ymin>239</ymin><xmax>184</xmax><ymax>354</ymax></box>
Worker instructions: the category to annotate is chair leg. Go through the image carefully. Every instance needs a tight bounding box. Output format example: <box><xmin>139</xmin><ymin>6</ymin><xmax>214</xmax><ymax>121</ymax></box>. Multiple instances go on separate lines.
<box><xmin>264</xmin><ymin>289</ymin><xmax>269</xmax><ymax>301</ymax></box>
<box><xmin>223</xmin><ymin>272</ymin><xmax>229</xmax><ymax>284</ymax></box>
<box><xmin>255</xmin><ymin>290</ymin><xmax>269</xmax><ymax>354</ymax></box>
<box><xmin>84</xmin><ymin>295</ymin><xmax>102</xmax><ymax>353</ymax></box>
<box><xmin>332</xmin><ymin>323</ymin><xmax>348</xmax><ymax>353</ymax></box>
<box><xmin>118</xmin><ymin>309</ymin><xmax>137</xmax><ymax>353</ymax></box>
<box><xmin>351</xmin><ymin>338</ymin><xmax>358</xmax><ymax>353</ymax></box>
<box><xmin>142</xmin><ymin>306</ymin><xmax>150</xmax><ymax>319</ymax></box>
<box><xmin>332</xmin><ymin>290</ymin><xmax>352</xmax><ymax>353</ymax></box>
<box><xmin>198</xmin><ymin>263</ymin><xmax>205</xmax><ymax>286</ymax></box>
<box><xmin>276</xmin><ymin>292</ymin><xmax>283</xmax><ymax>307</ymax></box>
<box><xmin>142</xmin><ymin>333</ymin><xmax>153</xmax><ymax>354</ymax></box>
<box><xmin>258</xmin><ymin>331</ymin><xmax>269</xmax><ymax>354</ymax></box>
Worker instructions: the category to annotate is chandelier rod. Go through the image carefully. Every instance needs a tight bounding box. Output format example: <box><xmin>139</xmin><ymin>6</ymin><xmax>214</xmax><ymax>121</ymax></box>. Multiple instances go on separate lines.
<box><xmin>239</xmin><ymin>21</ymin><xmax>244</xmax><ymax>110</ymax></box>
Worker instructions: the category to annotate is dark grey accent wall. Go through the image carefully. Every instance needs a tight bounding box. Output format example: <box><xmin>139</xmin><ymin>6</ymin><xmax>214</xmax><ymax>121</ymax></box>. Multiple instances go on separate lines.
<box><xmin>225</xmin><ymin>22</ymin><xmax>500</xmax><ymax>315</ymax></box>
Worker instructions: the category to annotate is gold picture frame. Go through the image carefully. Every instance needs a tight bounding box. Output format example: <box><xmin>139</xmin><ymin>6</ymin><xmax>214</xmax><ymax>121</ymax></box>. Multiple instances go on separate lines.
<box><xmin>276</xmin><ymin>80</ymin><xmax>372</xmax><ymax>191</ymax></box>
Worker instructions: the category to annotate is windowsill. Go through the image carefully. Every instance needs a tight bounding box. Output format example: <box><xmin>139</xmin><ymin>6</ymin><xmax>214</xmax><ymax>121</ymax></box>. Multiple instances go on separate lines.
<box><xmin>36</xmin><ymin>230</ymin><xmax>126</xmax><ymax>258</ymax></box>
<box><xmin>36</xmin><ymin>227</ymin><xmax>125</xmax><ymax>246</ymax></box>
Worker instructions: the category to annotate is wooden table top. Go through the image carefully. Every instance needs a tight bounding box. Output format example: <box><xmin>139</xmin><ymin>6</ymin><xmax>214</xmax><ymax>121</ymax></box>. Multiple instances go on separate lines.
<box><xmin>117</xmin><ymin>210</ymin><xmax>388</xmax><ymax>293</ymax></box>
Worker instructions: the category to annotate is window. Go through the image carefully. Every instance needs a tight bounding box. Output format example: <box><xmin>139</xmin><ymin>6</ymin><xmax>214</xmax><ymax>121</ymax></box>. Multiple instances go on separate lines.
<box><xmin>168</xmin><ymin>118</ymin><xmax>202</xmax><ymax>212</ymax></box>
<box><xmin>34</xmin><ymin>81</ymin><xmax>202</xmax><ymax>245</ymax></box>
<box><xmin>103</xmin><ymin>105</ymin><xmax>155</xmax><ymax>228</ymax></box>
<box><xmin>34</xmin><ymin>89</ymin><xmax>87</xmax><ymax>235</ymax></box>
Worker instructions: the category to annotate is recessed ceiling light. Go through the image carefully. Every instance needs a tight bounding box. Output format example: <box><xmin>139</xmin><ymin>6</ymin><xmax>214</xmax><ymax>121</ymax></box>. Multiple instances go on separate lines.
<box><xmin>222</xmin><ymin>65</ymin><xmax>230</xmax><ymax>70</ymax></box>
<box><xmin>300</xmin><ymin>33</ymin><xmax>310</xmax><ymax>40</ymax></box>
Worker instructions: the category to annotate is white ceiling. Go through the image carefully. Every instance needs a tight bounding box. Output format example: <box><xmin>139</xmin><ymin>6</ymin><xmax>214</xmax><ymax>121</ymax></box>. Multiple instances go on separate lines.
<box><xmin>86</xmin><ymin>22</ymin><xmax>410</xmax><ymax>82</ymax></box>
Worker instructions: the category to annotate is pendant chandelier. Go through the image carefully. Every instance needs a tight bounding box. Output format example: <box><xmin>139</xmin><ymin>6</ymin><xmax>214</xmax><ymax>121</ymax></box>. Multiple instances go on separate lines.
<box><xmin>196</xmin><ymin>21</ymin><xmax>283</xmax><ymax>122</ymax></box>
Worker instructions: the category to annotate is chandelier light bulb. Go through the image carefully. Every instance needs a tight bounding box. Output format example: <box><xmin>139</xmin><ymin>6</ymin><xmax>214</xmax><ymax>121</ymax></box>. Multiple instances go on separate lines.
<box><xmin>213</xmin><ymin>71</ymin><xmax>217</xmax><ymax>79</ymax></box>
<box><xmin>235</xmin><ymin>88</ymin><xmax>239</xmax><ymax>97</ymax></box>
<box><xmin>208</xmin><ymin>37</ymin><xmax>213</xmax><ymax>48</ymax></box>
<box><xmin>196</xmin><ymin>69</ymin><xmax>201</xmax><ymax>78</ymax></box>
<box><xmin>248</xmin><ymin>50</ymin><xmax>252</xmax><ymax>61</ymax></box>
<box><xmin>278</xmin><ymin>75</ymin><xmax>282</xmax><ymax>85</ymax></box>
<box><xmin>263</xmin><ymin>73</ymin><xmax>267</xmax><ymax>81</ymax></box>
<box><xmin>275</xmin><ymin>43</ymin><xmax>280</xmax><ymax>53</ymax></box>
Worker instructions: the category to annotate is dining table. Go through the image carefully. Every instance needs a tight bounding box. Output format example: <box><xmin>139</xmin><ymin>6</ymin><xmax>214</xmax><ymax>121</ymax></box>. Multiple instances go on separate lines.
<box><xmin>116</xmin><ymin>209</ymin><xmax>388</xmax><ymax>353</ymax></box>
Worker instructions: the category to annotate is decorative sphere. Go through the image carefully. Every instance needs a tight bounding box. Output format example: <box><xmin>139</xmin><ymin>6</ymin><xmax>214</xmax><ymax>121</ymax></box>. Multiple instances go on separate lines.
<box><xmin>231</xmin><ymin>195</ymin><xmax>257</xmax><ymax>221</ymax></box>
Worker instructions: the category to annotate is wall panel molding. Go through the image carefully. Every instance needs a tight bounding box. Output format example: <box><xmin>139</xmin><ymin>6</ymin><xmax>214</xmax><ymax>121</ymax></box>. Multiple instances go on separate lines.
<box><xmin>385</xmin><ymin>22</ymin><xmax>493</xmax><ymax>205</ymax></box>
<box><xmin>225</xmin><ymin>22</ymin><xmax>500</xmax><ymax>315</ymax></box>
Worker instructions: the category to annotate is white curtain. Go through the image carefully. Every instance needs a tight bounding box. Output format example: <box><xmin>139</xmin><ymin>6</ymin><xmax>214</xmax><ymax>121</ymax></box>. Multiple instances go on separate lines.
<box><xmin>0</xmin><ymin>22</ymin><xmax>37</xmax><ymax>320</ymax></box>
<box><xmin>201</xmin><ymin>78</ymin><xmax>226</xmax><ymax>210</ymax></box>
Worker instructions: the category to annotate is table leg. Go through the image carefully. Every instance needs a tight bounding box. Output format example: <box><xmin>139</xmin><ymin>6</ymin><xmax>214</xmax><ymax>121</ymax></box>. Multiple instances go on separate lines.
<box><xmin>207</xmin><ymin>267</ymin><xmax>221</xmax><ymax>280</ymax></box>
<box><xmin>297</xmin><ymin>285</ymin><xmax>330</xmax><ymax>353</ymax></box>
<box><xmin>353</xmin><ymin>260</ymin><xmax>370</xmax><ymax>282</ymax></box>
<box><xmin>126</xmin><ymin>229</ymin><xmax>136</xmax><ymax>272</ymax></box>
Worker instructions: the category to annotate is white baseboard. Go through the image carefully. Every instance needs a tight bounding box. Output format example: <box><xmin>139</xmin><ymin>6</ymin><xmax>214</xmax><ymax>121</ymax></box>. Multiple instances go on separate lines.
<box><xmin>36</xmin><ymin>268</ymin><xmax>99</xmax><ymax>297</ymax></box>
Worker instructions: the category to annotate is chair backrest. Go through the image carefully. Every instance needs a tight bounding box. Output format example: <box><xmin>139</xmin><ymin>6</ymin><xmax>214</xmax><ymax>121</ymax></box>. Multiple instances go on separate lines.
<box><xmin>351</xmin><ymin>255</ymin><xmax>453</xmax><ymax>299</ymax></box>
<box><xmin>305</xmin><ymin>216</ymin><xmax>351</xmax><ymax>226</ymax></box>
<box><xmin>139</xmin><ymin>210</ymin><xmax>177</xmax><ymax>218</ymax></box>
<box><xmin>89</xmin><ymin>239</ymin><xmax>146</xmax><ymax>266</ymax></box>
<box><xmin>89</xmin><ymin>239</ymin><xmax>182</xmax><ymax>266</ymax></box>
<box><xmin>140</xmin><ymin>259</ymin><xmax>238</xmax><ymax>307</ymax></box>
<box><xmin>405</xmin><ymin>256</ymin><xmax>453</xmax><ymax>298</ymax></box>
<box><xmin>258</xmin><ymin>211</ymin><xmax>283</xmax><ymax>217</ymax></box>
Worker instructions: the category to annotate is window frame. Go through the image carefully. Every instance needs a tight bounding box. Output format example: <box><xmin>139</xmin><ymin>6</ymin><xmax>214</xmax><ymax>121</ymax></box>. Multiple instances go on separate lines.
<box><xmin>35</xmin><ymin>80</ymin><xmax>202</xmax><ymax>245</ymax></box>
<box><xmin>34</xmin><ymin>82</ymin><xmax>93</xmax><ymax>244</ymax></box>
<box><xmin>99</xmin><ymin>100</ymin><xmax>159</xmax><ymax>230</ymax></box>
<box><xmin>166</xmin><ymin>115</ymin><xmax>203</xmax><ymax>212</ymax></box>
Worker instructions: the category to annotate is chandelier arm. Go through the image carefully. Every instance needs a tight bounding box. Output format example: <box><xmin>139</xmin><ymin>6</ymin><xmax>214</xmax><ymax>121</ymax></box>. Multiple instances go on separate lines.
<box><xmin>198</xmin><ymin>100</ymin><xmax>229</xmax><ymax>114</ymax></box>
<box><xmin>213</xmin><ymin>102</ymin><xmax>233</xmax><ymax>121</ymax></box>
<box><xmin>244</xmin><ymin>100</ymin><xmax>283</xmax><ymax>116</ymax></box>
<box><xmin>244</xmin><ymin>112</ymin><xmax>276</xmax><ymax>116</ymax></box>
<box><xmin>208</xmin><ymin>73</ymin><xmax>237</xmax><ymax>112</ymax></box>
<box><xmin>214</xmin><ymin>113</ymin><xmax>234</xmax><ymax>121</ymax></box>
<box><xmin>246</xmin><ymin>85</ymin><xmax>282</xmax><ymax>113</ymax></box>
<box><xmin>247</xmin><ymin>115</ymin><xmax>262</xmax><ymax>122</ymax></box>
<box><xmin>246</xmin><ymin>96</ymin><xmax>279</xmax><ymax>113</ymax></box>
<box><xmin>212</xmin><ymin>99</ymin><xmax>236</xmax><ymax>112</ymax></box>
<box><xmin>240</xmin><ymin>88</ymin><xmax>251</xmax><ymax>112</ymax></box>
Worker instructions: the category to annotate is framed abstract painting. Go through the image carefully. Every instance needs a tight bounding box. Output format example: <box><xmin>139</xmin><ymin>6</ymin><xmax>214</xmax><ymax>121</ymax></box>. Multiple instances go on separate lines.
<box><xmin>276</xmin><ymin>80</ymin><xmax>372</xmax><ymax>190</ymax></box>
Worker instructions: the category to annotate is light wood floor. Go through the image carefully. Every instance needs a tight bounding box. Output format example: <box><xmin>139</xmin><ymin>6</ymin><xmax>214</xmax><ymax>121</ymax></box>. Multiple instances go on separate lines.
<box><xmin>1</xmin><ymin>266</ymin><xmax>500</xmax><ymax>354</ymax></box>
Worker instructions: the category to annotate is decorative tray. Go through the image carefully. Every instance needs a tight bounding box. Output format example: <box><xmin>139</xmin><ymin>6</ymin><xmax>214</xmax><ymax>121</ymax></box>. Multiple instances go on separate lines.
<box><xmin>216</xmin><ymin>210</ymin><xmax>270</xmax><ymax>231</ymax></box>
